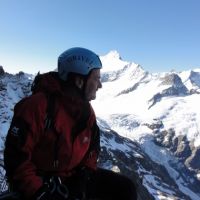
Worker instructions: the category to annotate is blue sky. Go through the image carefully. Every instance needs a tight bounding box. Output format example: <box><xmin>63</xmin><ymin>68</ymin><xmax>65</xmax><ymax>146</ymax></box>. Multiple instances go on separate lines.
<box><xmin>0</xmin><ymin>0</ymin><xmax>199</xmax><ymax>74</ymax></box>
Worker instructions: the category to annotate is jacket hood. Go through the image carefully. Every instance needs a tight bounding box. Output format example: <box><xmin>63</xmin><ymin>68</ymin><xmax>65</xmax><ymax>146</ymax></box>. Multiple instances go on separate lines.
<box><xmin>31</xmin><ymin>72</ymin><xmax>62</xmax><ymax>95</ymax></box>
<box><xmin>31</xmin><ymin>71</ymin><xmax>90</xmax><ymax>120</ymax></box>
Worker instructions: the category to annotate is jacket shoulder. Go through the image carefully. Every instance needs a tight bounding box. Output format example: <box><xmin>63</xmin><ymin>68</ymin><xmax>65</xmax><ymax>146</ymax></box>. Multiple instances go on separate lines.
<box><xmin>14</xmin><ymin>93</ymin><xmax>48</xmax><ymax>116</ymax></box>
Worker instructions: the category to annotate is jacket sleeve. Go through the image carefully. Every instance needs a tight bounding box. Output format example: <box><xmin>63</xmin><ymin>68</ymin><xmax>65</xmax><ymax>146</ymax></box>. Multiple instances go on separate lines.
<box><xmin>4</xmin><ymin>94</ymin><xmax>46</xmax><ymax>198</ymax></box>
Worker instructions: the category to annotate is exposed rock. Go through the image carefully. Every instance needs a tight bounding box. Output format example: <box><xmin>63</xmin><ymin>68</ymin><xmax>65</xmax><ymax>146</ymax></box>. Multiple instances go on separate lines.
<box><xmin>189</xmin><ymin>88</ymin><xmax>200</xmax><ymax>94</ymax></box>
<box><xmin>143</xmin><ymin>121</ymin><xmax>164</xmax><ymax>130</ymax></box>
<box><xmin>148</xmin><ymin>84</ymin><xmax>188</xmax><ymax>109</ymax></box>
<box><xmin>189</xmin><ymin>71</ymin><xmax>200</xmax><ymax>88</ymax></box>
<box><xmin>186</xmin><ymin>147</ymin><xmax>200</xmax><ymax>171</ymax></box>
<box><xmin>16</xmin><ymin>71</ymin><xmax>25</xmax><ymax>77</ymax></box>
<box><xmin>174</xmin><ymin>135</ymin><xmax>192</xmax><ymax>161</ymax></box>
<box><xmin>0</xmin><ymin>66</ymin><xmax>5</xmax><ymax>76</ymax></box>
<box><xmin>99</xmin><ymin>129</ymin><xmax>195</xmax><ymax>200</ymax></box>
<box><xmin>0</xmin><ymin>81</ymin><xmax>6</xmax><ymax>91</ymax></box>
<box><xmin>160</xmin><ymin>73</ymin><xmax>183</xmax><ymax>86</ymax></box>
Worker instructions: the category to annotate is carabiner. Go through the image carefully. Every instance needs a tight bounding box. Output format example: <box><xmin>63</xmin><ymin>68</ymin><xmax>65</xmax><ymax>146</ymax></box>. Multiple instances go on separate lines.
<box><xmin>57</xmin><ymin>183</ymin><xmax>69</xmax><ymax>199</ymax></box>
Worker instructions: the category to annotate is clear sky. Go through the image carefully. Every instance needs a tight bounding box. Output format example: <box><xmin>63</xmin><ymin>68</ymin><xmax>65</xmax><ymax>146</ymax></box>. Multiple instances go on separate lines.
<box><xmin>0</xmin><ymin>0</ymin><xmax>199</xmax><ymax>74</ymax></box>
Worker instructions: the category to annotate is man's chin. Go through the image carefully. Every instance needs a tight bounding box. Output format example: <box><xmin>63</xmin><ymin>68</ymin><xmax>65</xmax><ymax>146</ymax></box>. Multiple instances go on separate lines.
<box><xmin>88</xmin><ymin>95</ymin><xmax>96</xmax><ymax>101</ymax></box>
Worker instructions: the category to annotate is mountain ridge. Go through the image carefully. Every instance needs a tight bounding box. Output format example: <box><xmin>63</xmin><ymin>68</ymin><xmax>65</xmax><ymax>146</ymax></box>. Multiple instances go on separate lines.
<box><xmin>1</xmin><ymin>52</ymin><xmax>200</xmax><ymax>199</ymax></box>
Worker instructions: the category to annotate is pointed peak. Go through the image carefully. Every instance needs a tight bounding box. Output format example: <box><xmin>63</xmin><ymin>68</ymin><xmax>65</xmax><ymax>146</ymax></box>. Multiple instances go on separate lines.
<box><xmin>0</xmin><ymin>65</ymin><xmax>5</xmax><ymax>75</ymax></box>
<box><xmin>104</xmin><ymin>50</ymin><xmax>122</xmax><ymax>60</ymax></box>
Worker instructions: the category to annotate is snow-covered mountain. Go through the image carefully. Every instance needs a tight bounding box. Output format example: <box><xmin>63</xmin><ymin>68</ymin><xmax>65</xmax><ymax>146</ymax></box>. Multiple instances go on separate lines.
<box><xmin>0</xmin><ymin>51</ymin><xmax>200</xmax><ymax>199</ymax></box>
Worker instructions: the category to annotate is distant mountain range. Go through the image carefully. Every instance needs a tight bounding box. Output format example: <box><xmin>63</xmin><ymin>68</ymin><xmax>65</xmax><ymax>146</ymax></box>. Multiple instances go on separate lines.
<box><xmin>0</xmin><ymin>52</ymin><xmax>200</xmax><ymax>200</ymax></box>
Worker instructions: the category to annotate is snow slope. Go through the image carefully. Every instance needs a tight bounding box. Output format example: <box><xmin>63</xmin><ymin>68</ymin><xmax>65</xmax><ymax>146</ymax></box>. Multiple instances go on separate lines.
<box><xmin>0</xmin><ymin>52</ymin><xmax>200</xmax><ymax>199</ymax></box>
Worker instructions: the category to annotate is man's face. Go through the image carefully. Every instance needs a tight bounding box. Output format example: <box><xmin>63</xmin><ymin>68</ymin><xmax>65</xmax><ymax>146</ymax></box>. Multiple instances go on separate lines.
<box><xmin>84</xmin><ymin>69</ymin><xmax>102</xmax><ymax>101</ymax></box>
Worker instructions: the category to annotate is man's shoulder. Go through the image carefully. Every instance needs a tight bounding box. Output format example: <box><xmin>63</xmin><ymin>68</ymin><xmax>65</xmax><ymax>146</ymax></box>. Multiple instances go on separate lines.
<box><xmin>14</xmin><ymin>92</ymin><xmax>48</xmax><ymax>113</ymax></box>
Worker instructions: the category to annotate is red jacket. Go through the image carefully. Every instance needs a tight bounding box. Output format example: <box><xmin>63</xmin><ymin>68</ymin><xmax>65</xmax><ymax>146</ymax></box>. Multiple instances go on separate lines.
<box><xmin>4</xmin><ymin>72</ymin><xmax>100</xmax><ymax>198</ymax></box>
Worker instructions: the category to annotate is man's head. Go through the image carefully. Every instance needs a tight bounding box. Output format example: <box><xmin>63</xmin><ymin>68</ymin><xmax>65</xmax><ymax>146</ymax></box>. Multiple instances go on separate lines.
<box><xmin>58</xmin><ymin>47</ymin><xmax>102</xmax><ymax>101</ymax></box>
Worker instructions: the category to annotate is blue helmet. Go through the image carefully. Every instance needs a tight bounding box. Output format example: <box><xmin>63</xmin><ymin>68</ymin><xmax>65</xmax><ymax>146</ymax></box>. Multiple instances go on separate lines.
<box><xmin>58</xmin><ymin>47</ymin><xmax>102</xmax><ymax>81</ymax></box>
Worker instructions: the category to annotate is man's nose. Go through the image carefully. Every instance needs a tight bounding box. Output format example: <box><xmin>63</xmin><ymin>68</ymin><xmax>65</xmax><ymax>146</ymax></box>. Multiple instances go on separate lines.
<box><xmin>98</xmin><ymin>81</ymin><xmax>102</xmax><ymax>89</ymax></box>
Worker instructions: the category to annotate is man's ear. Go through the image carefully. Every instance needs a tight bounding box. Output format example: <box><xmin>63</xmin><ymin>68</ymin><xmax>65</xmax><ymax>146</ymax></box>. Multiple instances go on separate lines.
<box><xmin>75</xmin><ymin>76</ymin><xmax>84</xmax><ymax>89</ymax></box>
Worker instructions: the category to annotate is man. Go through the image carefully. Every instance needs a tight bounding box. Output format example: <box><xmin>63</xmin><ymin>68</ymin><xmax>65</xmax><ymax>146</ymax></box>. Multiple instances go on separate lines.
<box><xmin>4</xmin><ymin>47</ymin><xmax>137</xmax><ymax>200</ymax></box>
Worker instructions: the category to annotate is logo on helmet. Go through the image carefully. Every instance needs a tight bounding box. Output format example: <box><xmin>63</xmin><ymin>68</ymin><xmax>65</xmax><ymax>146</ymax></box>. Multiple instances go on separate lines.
<box><xmin>66</xmin><ymin>55</ymin><xmax>94</xmax><ymax>67</ymax></box>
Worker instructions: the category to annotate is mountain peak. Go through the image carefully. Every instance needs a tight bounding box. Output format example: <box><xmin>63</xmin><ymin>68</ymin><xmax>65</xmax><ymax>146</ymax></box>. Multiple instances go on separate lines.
<box><xmin>0</xmin><ymin>65</ymin><xmax>5</xmax><ymax>76</ymax></box>
<box><xmin>105</xmin><ymin>50</ymin><xmax>122</xmax><ymax>60</ymax></box>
